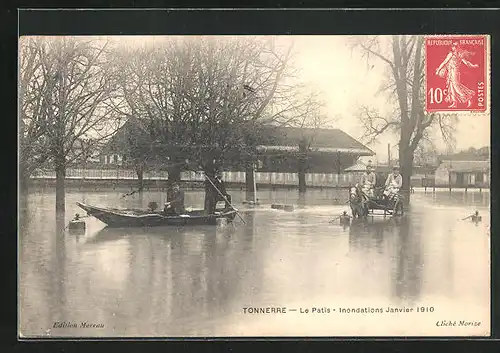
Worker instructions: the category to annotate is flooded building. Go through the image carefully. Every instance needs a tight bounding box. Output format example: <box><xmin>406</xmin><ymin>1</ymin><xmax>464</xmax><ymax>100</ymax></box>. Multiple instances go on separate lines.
<box><xmin>434</xmin><ymin>160</ymin><xmax>490</xmax><ymax>187</ymax></box>
<box><xmin>97</xmin><ymin>118</ymin><xmax>375</xmax><ymax>188</ymax></box>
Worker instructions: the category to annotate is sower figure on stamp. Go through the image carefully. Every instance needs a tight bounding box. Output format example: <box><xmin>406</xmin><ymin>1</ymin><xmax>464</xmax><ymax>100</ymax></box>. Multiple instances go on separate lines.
<box><xmin>435</xmin><ymin>42</ymin><xmax>479</xmax><ymax>108</ymax></box>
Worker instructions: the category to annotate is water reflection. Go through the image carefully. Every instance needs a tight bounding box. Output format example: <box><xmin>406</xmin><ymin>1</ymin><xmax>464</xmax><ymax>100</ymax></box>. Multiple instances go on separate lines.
<box><xmin>348</xmin><ymin>216</ymin><xmax>423</xmax><ymax>303</ymax></box>
<box><xmin>19</xmin><ymin>189</ymin><xmax>490</xmax><ymax>337</ymax></box>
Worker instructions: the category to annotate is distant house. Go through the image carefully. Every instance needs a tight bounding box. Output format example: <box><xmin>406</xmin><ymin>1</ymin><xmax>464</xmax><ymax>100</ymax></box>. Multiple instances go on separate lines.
<box><xmin>67</xmin><ymin>138</ymin><xmax>102</xmax><ymax>165</ymax></box>
<box><xmin>344</xmin><ymin>160</ymin><xmax>368</xmax><ymax>172</ymax></box>
<box><xmin>100</xmin><ymin>119</ymin><xmax>375</xmax><ymax>173</ymax></box>
<box><xmin>254</xmin><ymin>125</ymin><xmax>374</xmax><ymax>173</ymax></box>
<box><xmin>434</xmin><ymin>160</ymin><xmax>490</xmax><ymax>187</ymax></box>
<box><xmin>100</xmin><ymin>116</ymin><xmax>148</xmax><ymax>166</ymax></box>
<box><xmin>344</xmin><ymin>160</ymin><xmax>368</xmax><ymax>184</ymax></box>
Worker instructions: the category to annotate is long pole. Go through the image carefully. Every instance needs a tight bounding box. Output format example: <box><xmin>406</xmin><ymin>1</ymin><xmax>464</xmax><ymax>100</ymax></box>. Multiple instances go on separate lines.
<box><xmin>204</xmin><ymin>172</ymin><xmax>246</xmax><ymax>224</ymax></box>
<box><xmin>388</xmin><ymin>143</ymin><xmax>391</xmax><ymax>169</ymax></box>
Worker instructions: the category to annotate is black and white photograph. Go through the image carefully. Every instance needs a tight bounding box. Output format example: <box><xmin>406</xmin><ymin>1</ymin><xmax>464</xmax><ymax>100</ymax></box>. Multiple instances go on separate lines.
<box><xmin>18</xmin><ymin>33</ymin><xmax>491</xmax><ymax>337</ymax></box>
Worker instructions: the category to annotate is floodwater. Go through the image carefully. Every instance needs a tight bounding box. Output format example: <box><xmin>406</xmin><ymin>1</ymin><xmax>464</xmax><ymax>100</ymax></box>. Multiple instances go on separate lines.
<box><xmin>19</xmin><ymin>188</ymin><xmax>490</xmax><ymax>337</ymax></box>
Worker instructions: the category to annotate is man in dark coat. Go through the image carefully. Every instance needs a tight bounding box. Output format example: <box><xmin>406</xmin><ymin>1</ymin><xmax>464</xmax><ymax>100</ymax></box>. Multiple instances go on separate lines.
<box><xmin>214</xmin><ymin>171</ymin><xmax>232</xmax><ymax>210</ymax></box>
<box><xmin>164</xmin><ymin>183</ymin><xmax>185</xmax><ymax>215</ymax></box>
<box><xmin>205</xmin><ymin>170</ymin><xmax>232</xmax><ymax>214</ymax></box>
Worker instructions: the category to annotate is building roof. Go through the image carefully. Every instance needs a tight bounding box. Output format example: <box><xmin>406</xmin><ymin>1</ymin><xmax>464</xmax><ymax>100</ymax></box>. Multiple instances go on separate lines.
<box><xmin>102</xmin><ymin>116</ymin><xmax>149</xmax><ymax>154</ymax></box>
<box><xmin>439</xmin><ymin>160</ymin><xmax>490</xmax><ymax>172</ymax></box>
<box><xmin>344</xmin><ymin>161</ymin><xmax>368</xmax><ymax>172</ymax></box>
<box><xmin>102</xmin><ymin>118</ymin><xmax>374</xmax><ymax>157</ymax></box>
<box><xmin>256</xmin><ymin>126</ymin><xmax>374</xmax><ymax>156</ymax></box>
<box><xmin>438</xmin><ymin>147</ymin><xmax>490</xmax><ymax>161</ymax></box>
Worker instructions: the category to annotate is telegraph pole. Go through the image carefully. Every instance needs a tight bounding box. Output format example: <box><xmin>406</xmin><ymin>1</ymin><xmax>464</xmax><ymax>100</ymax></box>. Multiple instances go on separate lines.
<box><xmin>388</xmin><ymin>143</ymin><xmax>391</xmax><ymax>169</ymax></box>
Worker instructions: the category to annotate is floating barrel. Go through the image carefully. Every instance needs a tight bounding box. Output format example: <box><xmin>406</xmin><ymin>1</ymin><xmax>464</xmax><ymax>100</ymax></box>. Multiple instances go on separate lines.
<box><xmin>68</xmin><ymin>214</ymin><xmax>86</xmax><ymax>233</ymax></box>
<box><xmin>68</xmin><ymin>220</ymin><xmax>86</xmax><ymax>231</ymax></box>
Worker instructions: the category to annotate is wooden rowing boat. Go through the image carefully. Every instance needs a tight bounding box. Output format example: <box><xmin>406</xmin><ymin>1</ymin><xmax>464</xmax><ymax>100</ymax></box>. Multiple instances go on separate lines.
<box><xmin>76</xmin><ymin>201</ymin><xmax>238</xmax><ymax>228</ymax></box>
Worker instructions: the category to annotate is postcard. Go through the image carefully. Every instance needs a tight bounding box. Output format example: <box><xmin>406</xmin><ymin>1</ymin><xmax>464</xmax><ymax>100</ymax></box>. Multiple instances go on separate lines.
<box><xmin>18</xmin><ymin>17</ymin><xmax>491</xmax><ymax>338</ymax></box>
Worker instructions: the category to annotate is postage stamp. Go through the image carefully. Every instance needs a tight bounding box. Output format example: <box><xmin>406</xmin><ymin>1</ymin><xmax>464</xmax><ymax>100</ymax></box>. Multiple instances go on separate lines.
<box><xmin>425</xmin><ymin>35</ymin><xmax>488</xmax><ymax>113</ymax></box>
<box><xmin>18</xmin><ymin>9</ymin><xmax>492</xmax><ymax>339</ymax></box>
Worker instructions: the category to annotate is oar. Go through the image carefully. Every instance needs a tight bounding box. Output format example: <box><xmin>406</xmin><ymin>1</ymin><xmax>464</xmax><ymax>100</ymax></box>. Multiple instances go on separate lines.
<box><xmin>203</xmin><ymin>172</ymin><xmax>246</xmax><ymax>225</ymax></box>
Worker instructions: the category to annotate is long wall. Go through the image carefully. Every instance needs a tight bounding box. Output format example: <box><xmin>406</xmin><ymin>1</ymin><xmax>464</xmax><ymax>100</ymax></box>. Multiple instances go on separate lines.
<box><xmin>30</xmin><ymin>168</ymin><xmax>363</xmax><ymax>188</ymax></box>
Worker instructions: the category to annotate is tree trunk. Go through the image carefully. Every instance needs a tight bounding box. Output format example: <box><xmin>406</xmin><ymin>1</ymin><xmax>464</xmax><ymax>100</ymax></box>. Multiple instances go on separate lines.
<box><xmin>399</xmin><ymin>149</ymin><xmax>414</xmax><ymax>205</ymax></box>
<box><xmin>204</xmin><ymin>169</ymin><xmax>216</xmax><ymax>214</ymax></box>
<box><xmin>55</xmin><ymin>157</ymin><xmax>66</xmax><ymax>216</ymax></box>
<box><xmin>298</xmin><ymin>151</ymin><xmax>307</xmax><ymax>194</ymax></box>
<box><xmin>298</xmin><ymin>140</ymin><xmax>308</xmax><ymax>193</ymax></box>
<box><xmin>19</xmin><ymin>169</ymin><xmax>29</xmax><ymax>194</ymax></box>
<box><xmin>298</xmin><ymin>169</ymin><xmax>306</xmax><ymax>193</ymax></box>
<box><xmin>167</xmin><ymin>165</ymin><xmax>181</xmax><ymax>187</ymax></box>
<box><xmin>135</xmin><ymin>164</ymin><xmax>144</xmax><ymax>191</ymax></box>
<box><xmin>245</xmin><ymin>164</ymin><xmax>256</xmax><ymax>202</ymax></box>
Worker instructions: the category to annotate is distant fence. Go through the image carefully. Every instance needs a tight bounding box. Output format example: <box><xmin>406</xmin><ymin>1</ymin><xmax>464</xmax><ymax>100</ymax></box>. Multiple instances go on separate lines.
<box><xmin>32</xmin><ymin>168</ymin><xmax>169</xmax><ymax>180</ymax></box>
<box><xmin>31</xmin><ymin>168</ymin><xmax>361</xmax><ymax>188</ymax></box>
<box><xmin>421</xmin><ymin>177</ymin><xmax>490</xmax><ymax>189</ymax></box>
<box><xmin>29</xmin><ymin>168</ymin><xmax>490</xmax><ymax>190</ymax></box>
<box><xmin>182</xmin><ymin>170</ymin><xmax>358</xmax><ymax>187</ymax></box>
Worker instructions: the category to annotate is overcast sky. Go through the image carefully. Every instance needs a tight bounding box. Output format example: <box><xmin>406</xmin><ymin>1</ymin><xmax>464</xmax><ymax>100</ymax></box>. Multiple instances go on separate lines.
<box><xmin>289</xmin><ymin>36</ymin><xmax>490</xmax><ymax>161</ymax></box>
<box><xmin>90</xmin><ymin>35</ymin><xmax>491</xmax><ymax>161</ymax></box>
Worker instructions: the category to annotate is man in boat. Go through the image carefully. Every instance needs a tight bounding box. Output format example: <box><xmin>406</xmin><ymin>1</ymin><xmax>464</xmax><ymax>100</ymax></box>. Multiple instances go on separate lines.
<box><xmin>383</xmin><ymin>166</ymin><xmax>403</xmax><ymax>199</ymax></box>
<box><xmin>163</xmin><ymin>182</ymin><xmax>185</xmax><ymax>215</ymax></box>
<box><xmin>205</xmin><ymin>170</ymin><xmax>232</xmax><ymax>213</ymax></box>
<box><xmin>214</xmin><ymin>170</ymin><xmax>232</xmax><ymax>211</ymax></box>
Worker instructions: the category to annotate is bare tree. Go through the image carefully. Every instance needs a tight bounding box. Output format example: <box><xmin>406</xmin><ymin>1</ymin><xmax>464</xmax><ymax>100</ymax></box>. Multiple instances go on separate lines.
<box><xmin>19</xmin><ymin>37</ymin><xmax>53</xmax><ymax>189</ymax></box>
<box><xmin>351</xmin><ymin>35</ymin><xmax>458</xmax><ymax>199</ymax></box>
<box><xmin>271</xmin><ymin>88</ymin><xmax>328</xmax><ymax>192</ymax></box>
<box><xmin>113</xmin><ymin>37</ymin><xmax>314</xmax><ymax>207</ymax></box>
<box><xmin>19</xmin><ymin>36</ymin><xmax>124</xmax><ymax>214</ymax></box>
<box><xmin>413</xmin><ymin>138</ymin><xmax>439</xmax><ymax>167</ymax></box>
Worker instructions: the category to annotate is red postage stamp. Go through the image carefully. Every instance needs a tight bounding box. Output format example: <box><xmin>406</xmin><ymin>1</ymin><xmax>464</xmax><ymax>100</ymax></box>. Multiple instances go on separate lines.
<box><xmin>425</xmin><ymin>35</ymin><xmax>488</xmax><ymax>113</ymax></box>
